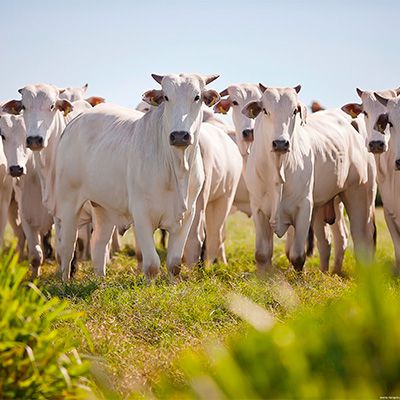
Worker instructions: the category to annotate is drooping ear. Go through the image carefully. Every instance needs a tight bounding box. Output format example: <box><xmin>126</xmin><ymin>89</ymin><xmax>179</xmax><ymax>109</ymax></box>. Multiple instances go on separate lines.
<box><xmin>356</xmin><ymin>88</ymin><xmax>364</xmax><ymax>98</ymax></box>
<box><xmin>259</xmin><ymin>83</ymin><xmax>268</xmax><ymax>93</ymax></box>
<box><xmin>142</xmin><ymin>89</ymin><xmax>164</xmax><ymax>106</ymax></box>
<box><xmin>242</xmin><ymin>101</ymin><xmax>262</xmax><ymax>119</ymax></box>
<box><xmin>294</xmin><ymin>84</ymin><xmax>302</xmax><ymax>93</ymax></box>
<box><xmin>297</xmin><ymin>103</ymin><xmax>307</xmax><ymax>125</ymax></box>
<box><xmin>56</xmin><ymin>99</ymin><xmax>73</xmax><ymax>117</ymax></box>
<box><xmin>2</xmin><ymin>100</ymin><xmax>24</xmax><ymax>115</ymax></box>
<box><xmin>203</xmin><ymin>89</ymin><xmax>220</xmax><ymax>107</ymax></box>
<box><xmin>85</xmin><ymin>96</ymin><xmax>105</xmax><ymax>107</ymax></box>
<box><xmin>374</xmin><ymin>92</ymin><xmax>389</xmax><ymax>107</ymax></box>
<box><xmin>151</xmin><ymin>74</ymin><xmax>164</xmax><ymax>85</ymax></box>
<box><xmin>341</xmin><ymin>103</ymin><xmax>363</xmax><ymax>118</ymax></box>
<box><xmin>374</xmin><ymin>113</ymin><xmax>392</xmax><ymax>134</ymax></box>
<box><xmin>213</xmin><ymin>98</ymin><xmax>232</xmax><ymax>114</ymax></box>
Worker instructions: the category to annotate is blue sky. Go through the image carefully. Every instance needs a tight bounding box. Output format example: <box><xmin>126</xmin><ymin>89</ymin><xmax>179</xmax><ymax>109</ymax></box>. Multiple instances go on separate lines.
<box><xmin>1</xmin><ymin>0</ymin><xmax>399</xmax><ymax>110</ymax></box>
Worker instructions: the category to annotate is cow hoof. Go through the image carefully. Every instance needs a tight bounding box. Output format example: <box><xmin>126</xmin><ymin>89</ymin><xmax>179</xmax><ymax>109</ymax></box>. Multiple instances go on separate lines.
<box><xmin>168</xmin><ymin>264</ymin><xmax>181</xmax><ymax>277</ymax></box>
<box><xmin>30</xmin><ymin>258</ymin><xmax>42</xmax><ymax>279</ymax></box>
<box><xmin>291</xmin><ymin>255</ymin><xmax>305</xmax><ymax>272</ymax></box>
<box><xmin>145</xmin><ymin>264</ymin><xmax>160</xmax><ymax>279</ymax></box>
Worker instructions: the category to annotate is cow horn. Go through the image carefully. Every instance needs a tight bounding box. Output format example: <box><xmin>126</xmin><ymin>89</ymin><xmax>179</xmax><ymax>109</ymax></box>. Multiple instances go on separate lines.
<box><xmin>294</xmin><ymin>84</ymin><xmax>302</xmax><ymax>93</ymax></box>
<box><xmin>374</xmin><ymin>92</ymin><xmax>389</xmax><ymax>107</ymax></box>
<box><xmin>356</xmin><ymin>88</ymin><xmax>364</xmax><ymax>98</ymax></box>
<box><xmin>204</xmin><ymin>75</ymin><xmax>220</xmax><ymax>85</ymax></box>
<box><xmin>219</xmin><ymin>88</ymin><xmax>229</xmax><ymax>97</ymax></box>
<box><xmin>151</xmin><ymin>74</ymin><xmax>164</xmax><ymax>84</ymax></box>
<box><xmin>259</xmin><ymin>83</ymin><xmax>268</xmax><ymax>93</ymax></box>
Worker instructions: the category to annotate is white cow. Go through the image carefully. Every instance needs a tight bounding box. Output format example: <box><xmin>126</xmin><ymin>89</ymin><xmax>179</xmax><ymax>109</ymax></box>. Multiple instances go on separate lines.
<box><xmin>50</xmin><ymin>73</ymin><xmax>219</xmax><ymax>281</ymax></box>
<box><xmin>0</xmin><ymin>113</ymin><xmax>53</xmax><ymax>276</ymax></box>
<box><xmin>184</xmin><ymin>121</ymin><xmax>242</xmax><ymax>265</ymax></box>
<box><xmin>342</xmin><ymin>88</ymin><xmax>400</xmax><ymax>272</ymax></box>
<box><xmin>215</xmin><ymin>84</ymin><xmax>349</xmax><ymax>273</ymax></box>
<box><xmin>242</xmin><ymin>85</ymin><xmax>376</xmax><ymax>273</ymax></box>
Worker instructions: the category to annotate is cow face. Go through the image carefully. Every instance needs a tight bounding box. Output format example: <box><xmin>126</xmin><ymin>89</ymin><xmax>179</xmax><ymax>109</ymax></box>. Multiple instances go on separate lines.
<box><xmin>0</xmin><ymin>114</ymin><xmax>30</xmax><ymax>177</ymax></box>
<box><xmin>374</xmin><ymin>94</ymin><xmax>400</xmax><ymax>170</ymax></box>
<box><xmin>2</xmin><ymin>84</ymin><xmax>73</xmax><ymax>151</ymax></box>
<box><xmin>143</xmin><ymin>73</ymin><xmax>219</xmax><ymax>149</ymax></box>
<box><xmin>341</xmin><ymin>88</ymin><xmax>400</xmax><ymax>154</ymax></box>
<box><xmin>59</xmin><ymin>83</ymin><xmax>88</xmax><ymax>101</ymax></box>
<box><xmin>242</xmin><ymin>85</ymin><xmax>305</xmax><ymax>154</ymax></box>
<box><xmin>214</xmin><ymin>84</ymin><xmax>261</xmax><ymax>156</ymax></box>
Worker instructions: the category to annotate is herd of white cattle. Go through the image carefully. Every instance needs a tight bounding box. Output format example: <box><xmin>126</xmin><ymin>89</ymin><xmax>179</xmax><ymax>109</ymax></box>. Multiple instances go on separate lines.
<box><xmin>0</xmin><ymin>73</ymin><xmax>399</xmax><ymax>281</ymax></box>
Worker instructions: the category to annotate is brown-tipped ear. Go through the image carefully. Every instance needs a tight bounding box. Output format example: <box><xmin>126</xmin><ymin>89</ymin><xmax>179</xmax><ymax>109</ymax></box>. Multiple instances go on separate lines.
<box><xmin>341</xmin><ymin>103</ymin><xmax>363</xmax><ymax>118</ymax></box>
<box><xmin>204</xmin><ymin>75</ymin><xmax>219</xmax><ymax>85</ymax></box>
<box><xmin>219</xmin><ymin>88</ymin><xmax>229</xmax><ymax>97</ymax></box>
<box><xmin>259</xmin><ymin>83</ymin><xmax>268</xmax><ymax>93</ymax></box>
<box><xmin>85</xmin><ymin>96</ymin><xmax>105</xmax><ymax>107</ymax></box>
<box><xmin>203</xmin><ymin>89</ymin><xmax>220</xmax><ymax>107</ymax></box>
<box><xmin>213</xmin><ymin>98</ymin><xmax>232</xmax><ymax>114</ymax></box>
<box><xmin>374</xmin><ymin>113</ymin><xmax>391</xmax><ymax>134</ymax></box>
<box><xmin>151</xmin><ymin>74</ymin><xmax>164</xmax><ymax>85</ymax></box>
<box><xmin>2</xmin><ymin>100</ymin><xmax>24</xmax><ymax>115</ymax></box>
<box><xmin>356</xmin><ymin>88</ymin><xmax>364</xmax><ymax>98</ymax></box>
<box><xmin>294</xmin><ymin>84</ymin><xmax>301</xmax><ymax>93</ymax></box>
<box><xmin>297</xmin><ymin>103</ymin><xmax>307</xmax><ymax>126</ymax></box>
<box><xmin>374</xmin><ymin>92</ymin><xmax>389</xmax><ymax>107</ymax></box>
<box><xmin>242</xmin><ymin>101</ymin><xmax>262</xmax><ymax>119</ymax></box>
<box><xmin>142</xmin><ymin>89</ymin><xmax>164</xmax><ymax>106</ymax></box>
<box><xmin>56</xmin><ymin>99</ymin><xmax>73</xmax><ymax>117</ymax></box>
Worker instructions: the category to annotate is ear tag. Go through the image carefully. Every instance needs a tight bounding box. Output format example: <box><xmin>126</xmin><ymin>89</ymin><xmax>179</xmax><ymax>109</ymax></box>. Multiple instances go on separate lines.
<box><xmin>149</xmin><ymin>96</ymin><xmax>158</xmax><ymax>106</ymax></box>
<box><xmin>63</xmin><ymin>104</ymin><xmax>72</xmax><ymax>117</ymax></box>
<box><xmin>209</xmin><ymin>96</ymin><xmax>217</xmax><ymax>107</ymax></box>
<box><xmin>219</xmin><ymin>105</ymin><xmax>227</xmax><ymax>115</ymax></box>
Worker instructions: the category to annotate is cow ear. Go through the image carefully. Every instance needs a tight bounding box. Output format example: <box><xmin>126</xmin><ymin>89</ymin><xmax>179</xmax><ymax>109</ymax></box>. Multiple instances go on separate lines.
<box><xmin>297</xmin><ymin>103</ymin><xmax>307</xmax><ymax>126</ymax></box>
<box><xmin>374</xmin><ymin>113</ymin><xmax>391</xmax><ymax>134</ymax></box>
<box><xmin>341</xmin><ymin>103</ymin><xmax>363</xmax><ymax>118</ymax></box>
<box><xmin>203</xmin><ymin>89</ymin><xmax>220</xmax><ymax>107</ymax></box>
<box><xmin>85</xmin><ymin>96</ymin><xmax>105</xmax><ymax>107</ymax></box>
<box><xmin>294</xmin><ymin>84</ymin><xmax>302</xmax><ymax>94</ymax></box>
<box><xmin>2</xmin><ymin>100</ymin><xmax>24</xmax><ymax>115</ymax></box>
<box><xmin>56</xmin><ymin>99</ymin><xmax>73</xmax><ymax>117</ymax></box>
<box><xmin>242</xmin><ymin>101</ymin><xmax>262</xmax><ymax>119</ymax></box>
<box><xmin>213</xmin><ymin>98</ymin><xmax>232</xmax><ymax>114</ymax></box>
<box><xmin>374</xmin><ymin>92</ymin><xmax>389</xmax><ymax>107</ymax></box>
<box><xmin>142</xmin><ymin>89</ymin><xmax>164</xmax><ymax>106</ymax></box>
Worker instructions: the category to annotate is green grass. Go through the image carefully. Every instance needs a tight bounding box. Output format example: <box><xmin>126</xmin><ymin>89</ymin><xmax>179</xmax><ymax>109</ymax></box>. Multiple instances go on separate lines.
<box><xmin>3</xmin><ymin>208</ymin><xmax>397</xmax><ymax>398</ymax></box>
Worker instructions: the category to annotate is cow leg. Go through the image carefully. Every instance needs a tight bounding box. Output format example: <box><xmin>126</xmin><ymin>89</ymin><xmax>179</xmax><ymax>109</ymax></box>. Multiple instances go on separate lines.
<box><xmin>167</xmin><ymin>211</ymin><xmax>196</xmax><ymax>277</ymax></box>
<box><xmin>383</xmin><ymin>207</ymin><xmax>400</xmax><ymax>274</ymax></box>
<box><xmin>20</xmin><ymin>218</ymin><xmax>43</xmax><ymax>278</ymax></box>
<box><xmin>8</xmin><ymin>195</ymin><xmax>25</xmax><ymax>258</ymax></box>
<box><xmin>183</xmin><ymin>205</ymin><xmax>205</xmax><ymax>267</ymax></box>
<box><xmin>204</xmin><ymin>197</ymin><xmax>231</xmax><ymax>264</ymax></box>
<box><xmin>57</xmin><ymin>203</ymin><xmax>80</xmax><ymax>282</ymax></box>
<box><xmin>290</xmin><ymin>200</ymin><xmax>312</xmax><ymax>272</ymax></box>
<box><xmin>340</xmin><ymin>186</ymin><xmax>374</xmax><ymax>265</ymax></box>
<box><xmin>313</xmin><ymin>207</ymin><xmax>331</xmax><ymax>273</ymax></box>
<box><xmin>253</xmin><ymin>209</ymin><xmax>273</xmax><ymax>276</ymax></box>
<box><xmin>285</xmin><ymin>226</ymin><xmax>294</xmax><ymax>261</ymax></box>
<box><xmin>132</xmin><ymin>212</ymin><xmax>160</xmax><ymax>279</ymax></box>
<box><xmin>331</xmin><ymin>201</ymin><xmax>348</xmax><ymax>275</ymax></box>
<box><xmin>90</xmin><ymin>208</ymin><xmax>114</xmax><ymax>277</ymax></box>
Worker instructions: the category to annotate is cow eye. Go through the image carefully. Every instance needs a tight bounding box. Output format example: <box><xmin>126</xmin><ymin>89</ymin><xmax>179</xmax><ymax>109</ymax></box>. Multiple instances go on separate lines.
<box><xmin>232</xmin><ymin>100</ymin><xmax>239</xmax><ymax>106</ymax></box>
<box><xmin>293</xmin><ymin>108</ymin><xmax>298</xmax><ymax>115</ymax></box>
<box><xmin>263</xmin><ymin>108</ymin><xmax>269</xmax><ymax>116</ymax></box>
<box><xmin>194</xmin><ymin>95</ymin><xmax>200</xmax><ymax>101</ymax></box>
<box><xmin>363</xmin><ymin>111</ymin><xmax>368</xmax><ymax>117</ymax></box>
<box><xmin>1</xmin><ymin>133</ymin><xmax>5</xmax><ymax>141</ymax></box>
<box><xmin>164</xmin><ymin>96</ymin><xmax>169</xmax><ymax>102</ymax></box>
<box><xmin>50</xmin><ymin>104</ymin><xmax>55</xmax><ymax>111</ymax></box>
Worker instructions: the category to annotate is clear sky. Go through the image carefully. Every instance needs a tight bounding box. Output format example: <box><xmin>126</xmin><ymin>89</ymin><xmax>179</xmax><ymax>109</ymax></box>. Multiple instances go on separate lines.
<box><xmin>1</xmin><ymin>0</ymin><xmax>399</xmax><ymax>111</ymax></box>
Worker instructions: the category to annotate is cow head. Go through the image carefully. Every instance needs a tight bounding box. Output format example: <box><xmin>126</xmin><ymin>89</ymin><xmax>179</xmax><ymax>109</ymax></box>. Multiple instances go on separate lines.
<box><xmin>142</xmin><ymin>73</ymin><xmax>219</xmax><ymax>149</ymax></box>
<box><xmin>242</xmin><ymin>84</ymin><xmax>305</xmax><ymax>154</ymax></box>
<box><xmin>213</xmin><ymin>84</ymin><xmax>262</xmax><ymax>156</ymax></box>
<box><xmin>59</xmin><ymin>83</ymin><xmax>88</xmax><ymax>102</ymax></box>
<box><xmin>2</xmin><ymin>84</ymin><xmax>73</xmax><ymax>151</ymax></box>
<box><xmin>0</xmin><ymin>114</ymin><xmax>30</xmax><ymax>177</ymax></box>
<box><xmin>373</xmin><ymin>93</ymin><xmax>400</xmax><ymax>170</ymax></box>
<box><xmin>341</xmin><ymin>87</ymin><xmax>400</xmax><ymax>154</ymax></box>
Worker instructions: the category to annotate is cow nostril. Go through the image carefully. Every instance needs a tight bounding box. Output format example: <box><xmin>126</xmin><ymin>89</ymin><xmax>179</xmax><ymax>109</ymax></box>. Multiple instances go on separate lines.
<box><xmin>184</xmin><ymin>133</ymin><xmax>190</xmax><ymax>142</ymax></box>
<box><xmin>272</xmin><ymin>141</ymin><xmax>278</xmax><ymax>149</ymax></box>
<box><xmin>170</xmin><ymin>133</ymin><xmax>176</xmax><ymax>142</ymax></box>
<box><xmin>396</xmin><ymin>160</ymin><xmax>400</xmax><ymax>170</ymax></box>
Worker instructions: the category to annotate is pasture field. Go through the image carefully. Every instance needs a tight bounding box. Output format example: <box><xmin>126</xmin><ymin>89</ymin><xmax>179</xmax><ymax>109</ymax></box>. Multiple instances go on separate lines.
<box><xmin>3</xmin><ymin>207</ymin><xmax>397</xmax><ymax>397</ymax></box>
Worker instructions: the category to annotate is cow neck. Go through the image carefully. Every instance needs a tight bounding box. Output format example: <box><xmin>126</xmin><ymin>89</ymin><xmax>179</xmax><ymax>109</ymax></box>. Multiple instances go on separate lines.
<box><xmin>34</xmin><ymin>112</ymin><xmax>66</xmax><ymax>210</ymax></box>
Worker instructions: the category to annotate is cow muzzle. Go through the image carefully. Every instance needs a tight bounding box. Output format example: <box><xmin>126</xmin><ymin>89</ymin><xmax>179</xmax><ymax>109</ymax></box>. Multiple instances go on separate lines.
<box><xmin>9</xmin><ymin>165</ymin><xmax>24</xmax><ymax>177</ymax></box>
<box><xmin>26</xmin><ymin>136</ymin><xmax>44</xmax><ymax>151</ymax></box>
<box><xmin>242</xmin><ymin>129</ymin><xmax>254</xmax><ymax>142</ymax></box>
<box><xmin>395</xmin><ymin>159</ymin><xmax>400</xmax><ymax>171</ymax></box>
<box><xmin>368</xmin><ymin>140</ymin><xmax>385</xmax><ymax>154</ymax></box>
<box><xmin>169</xmin><ymin>131</ymin><xmax>191</xmax><ymax>147</ymax></box>
<box><xmin>272</xmin><ymin>139</ymin><xmax>290</xmax><ymax>153</ymax></box>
